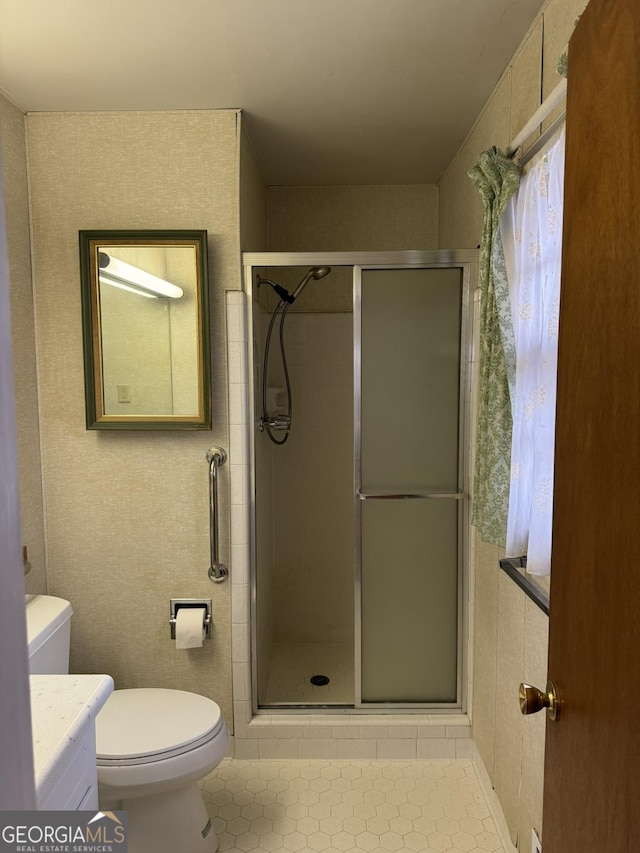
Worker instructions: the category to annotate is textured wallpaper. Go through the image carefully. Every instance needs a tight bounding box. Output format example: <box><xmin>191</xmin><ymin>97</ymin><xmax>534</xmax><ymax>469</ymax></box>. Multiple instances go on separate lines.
<box><xmin>240</xmin><ymin>122</ymin><xmax>267</xmax><ymax>253</ymax></box>
<box><xmin>267</xmin><ymin>184</ymin><xmax>439</xmax><ymax>253</ymax></box>
<box><xmin>25</xmin><ymin>110</ymin><xmax>243</xmax><ymax>729</ymax></box>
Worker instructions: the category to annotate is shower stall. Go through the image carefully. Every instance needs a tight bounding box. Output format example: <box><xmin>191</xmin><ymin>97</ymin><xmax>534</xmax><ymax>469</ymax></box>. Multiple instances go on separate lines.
<box><xmin>243</xmin><ymin>251</ymin><xmax>476</xmax><ymax>713</ymax></box>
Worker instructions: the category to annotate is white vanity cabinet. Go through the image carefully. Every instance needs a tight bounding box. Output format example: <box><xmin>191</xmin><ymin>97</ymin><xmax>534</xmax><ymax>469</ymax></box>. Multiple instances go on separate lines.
<box><xmin>30</xmin><ymin>675</ymin><xmax>113</xmax><ymax>810</ymax></box>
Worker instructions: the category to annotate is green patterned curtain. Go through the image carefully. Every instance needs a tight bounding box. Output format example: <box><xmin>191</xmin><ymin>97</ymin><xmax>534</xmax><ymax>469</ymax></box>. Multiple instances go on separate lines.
<box><xmin>468</xmin><ymin>148</ymin><xmax>521</xmax><ymax>546</ymax></box>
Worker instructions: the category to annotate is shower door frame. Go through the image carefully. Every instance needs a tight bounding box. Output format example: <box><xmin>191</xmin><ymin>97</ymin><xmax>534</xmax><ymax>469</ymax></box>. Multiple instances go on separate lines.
<box><xmin>243</xmin><ymin>250</ymin><xmax>478</xmax><ymax>714</ymax></box>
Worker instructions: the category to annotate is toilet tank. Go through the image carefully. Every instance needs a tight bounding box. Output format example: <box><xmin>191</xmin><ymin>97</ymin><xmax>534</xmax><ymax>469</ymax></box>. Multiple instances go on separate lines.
<box><xmin>25</xmin><ymin>595</ymin><xmax>73</xmax><ymax>674</ymax></box>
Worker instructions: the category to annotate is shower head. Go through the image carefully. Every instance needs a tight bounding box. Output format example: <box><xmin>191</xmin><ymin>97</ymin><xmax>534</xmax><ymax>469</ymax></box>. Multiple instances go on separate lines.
<box><xmin>291</xmin><ymin>266</ymin><xmax>332</xmax><ymax>301</ymax></box>
<box><xmin>309</xmin><ymin>266</ymin><xmax>332</xmax><ymax>280</ymax></box>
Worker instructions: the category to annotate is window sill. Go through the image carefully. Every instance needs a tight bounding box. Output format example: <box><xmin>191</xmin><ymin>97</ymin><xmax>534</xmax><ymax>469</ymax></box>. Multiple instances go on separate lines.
<box><xmin>499</xmin><ymin>556</ymin><xmax>549</xmax><ymax>616</ymax></box>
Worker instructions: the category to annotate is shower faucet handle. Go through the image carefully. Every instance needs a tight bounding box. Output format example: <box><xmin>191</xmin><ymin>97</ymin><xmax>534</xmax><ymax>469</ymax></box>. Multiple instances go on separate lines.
<box><xmin>259</xmin><ymin>416</ymin><xmax>291</xmax><ymax>432</ymax></box>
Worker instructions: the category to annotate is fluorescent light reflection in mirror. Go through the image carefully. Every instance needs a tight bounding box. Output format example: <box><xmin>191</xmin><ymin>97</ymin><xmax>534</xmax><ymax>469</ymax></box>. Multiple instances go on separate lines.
<box><xmin>98</xmin><ymin>251</ymin><xmax>184</xmax><ymax>299</ymax></box>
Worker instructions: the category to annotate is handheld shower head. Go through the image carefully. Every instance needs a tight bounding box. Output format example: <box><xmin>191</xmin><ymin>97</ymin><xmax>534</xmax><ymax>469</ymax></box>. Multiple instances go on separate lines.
<box><xmin>291</xmin><ymin>266</ymin><xmax>332</xmax><ymax>301</ymax></box>
<box><xmin>259</xmin><ymin>265</ymin><xmax>332</xmax><ymax>446</ymax></box>
<box><xmin>310</xmin><ymin>266</ymin><xmax>331</xmax><ymax>280</ymax></box>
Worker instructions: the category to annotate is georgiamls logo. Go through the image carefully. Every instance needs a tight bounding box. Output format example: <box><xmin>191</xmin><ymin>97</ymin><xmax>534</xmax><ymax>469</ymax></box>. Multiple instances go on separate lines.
<box><xmin>0</xmin><ymin>810</ymin><xmax>127</xmax><ymax>851</ymax></box>
<box><xmin>87</xmin><ymin>812</ymin><xmax>122</xmax><ymax>825</ymax></box>
<box><xmin>85</xmin><ymin>812</ymin><xmax>126</xmax><ymax>843</ymax></box>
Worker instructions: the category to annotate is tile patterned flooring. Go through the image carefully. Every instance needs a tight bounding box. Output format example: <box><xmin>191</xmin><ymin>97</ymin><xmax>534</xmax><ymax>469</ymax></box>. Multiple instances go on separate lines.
<box><xmin>200</xmin><ymin>759</ymin><xmax>504</xmax><ymax>853</ymax></box>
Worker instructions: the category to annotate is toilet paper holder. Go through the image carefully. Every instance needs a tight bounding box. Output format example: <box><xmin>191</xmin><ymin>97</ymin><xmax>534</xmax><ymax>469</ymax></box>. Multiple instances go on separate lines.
<box><xmin>169</xmin><ymin>599</ymin><xmax>212</xmax><ymax>640</ymax></box>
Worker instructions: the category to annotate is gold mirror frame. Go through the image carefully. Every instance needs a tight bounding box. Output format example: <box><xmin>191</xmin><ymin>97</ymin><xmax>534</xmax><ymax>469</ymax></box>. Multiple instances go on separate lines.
<box><xmin>79</xmin><ymin>230</ymin><xmax>211</xmax><ymax>430</ymax></box>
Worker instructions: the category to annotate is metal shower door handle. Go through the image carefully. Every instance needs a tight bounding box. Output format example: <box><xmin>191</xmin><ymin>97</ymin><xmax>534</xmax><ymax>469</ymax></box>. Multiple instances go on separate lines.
<box><xmin>357</xmin><ymin>490</ymin><xmax>464</xmax><ymax>500</ymax></box>
<box><xmin>206</xmin><ymin>447</ymin><xmax>228</xmax><ymax>583</ymax></box>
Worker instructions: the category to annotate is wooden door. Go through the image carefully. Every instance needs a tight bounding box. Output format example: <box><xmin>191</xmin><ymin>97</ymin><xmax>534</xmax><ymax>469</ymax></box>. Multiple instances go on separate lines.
<box><xmin>543</xmin><ymin>0</ymin><xmax>640</xmax><ymax>849</ymax></box>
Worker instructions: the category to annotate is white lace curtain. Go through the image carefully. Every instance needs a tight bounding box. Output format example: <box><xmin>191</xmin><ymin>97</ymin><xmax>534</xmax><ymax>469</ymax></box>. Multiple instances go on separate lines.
<box><xmin>500</xmin><ymin>128</ymin><xmax>566</xmax><ymax>575</ymax></box>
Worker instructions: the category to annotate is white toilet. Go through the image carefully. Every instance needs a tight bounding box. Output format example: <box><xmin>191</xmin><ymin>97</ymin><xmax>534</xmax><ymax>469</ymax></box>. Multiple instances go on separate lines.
<box><xmin>26</xmin><ymin>594</ymin><xmax>229</xmax><ymax>853</ymax></box>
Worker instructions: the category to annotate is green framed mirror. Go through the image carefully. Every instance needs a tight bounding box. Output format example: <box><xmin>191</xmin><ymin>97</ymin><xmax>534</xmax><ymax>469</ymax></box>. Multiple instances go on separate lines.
<box><xmin>79</xmin><ymin>230</ymin><xmax>211</xmax><ymax>430</ymax></box>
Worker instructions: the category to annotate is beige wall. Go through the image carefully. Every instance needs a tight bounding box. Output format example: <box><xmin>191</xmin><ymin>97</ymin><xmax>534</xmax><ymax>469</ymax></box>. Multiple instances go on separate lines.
<box><xmin>25</xmin><ymin>110</ymin><xmax>242</xmax><ymax>730</ymax></box>
<box><xmin>438</xmin><ymin>0</ymin><xmax>588</xmax><ymax>849</ymax></box>
<box><xmin>267</xmin><ymin>184</ymin><xmax>439</xmax><ymax>251</ymax></box>
<box><xmin>0</xmin><ymin>91</ymin><xmax>47</xmax><ymax>596</ymax></box>
<box><xmin>240</xmin><ymin>122</ymin><xmax>267</xmax><ymax>253</ymax></box>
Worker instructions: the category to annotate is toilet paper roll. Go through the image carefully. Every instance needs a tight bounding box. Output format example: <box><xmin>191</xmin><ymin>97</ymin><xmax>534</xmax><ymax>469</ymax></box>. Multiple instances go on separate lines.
<box><xmin>175</xmin><ymin>607</ymin><xmax>207</xmax><ymax>649</ymax></box>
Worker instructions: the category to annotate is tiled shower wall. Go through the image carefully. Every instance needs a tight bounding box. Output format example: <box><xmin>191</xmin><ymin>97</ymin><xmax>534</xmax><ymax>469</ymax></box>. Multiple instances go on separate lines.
<box><xmin>269</xmin><ymin>311</ymin><xmax>354</xmax><ymax>648</ymax></box>
<box><xmin>252</xmin><ymin>304</ymin><xmax>275</xmax><ymax>702</ymax></box>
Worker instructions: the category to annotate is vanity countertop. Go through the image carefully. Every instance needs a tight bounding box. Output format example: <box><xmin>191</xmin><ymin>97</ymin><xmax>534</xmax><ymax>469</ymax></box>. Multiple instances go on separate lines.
<box><xmin>30</xmin><ymin>674</ymin><xmax>114</xmax><ymax>808</ymax></box>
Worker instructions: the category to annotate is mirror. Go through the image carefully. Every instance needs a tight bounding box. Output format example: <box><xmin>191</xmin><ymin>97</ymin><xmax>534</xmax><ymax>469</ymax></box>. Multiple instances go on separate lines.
<box><xmin>79</xmin><ymin>230</ymin><xmax>211</xmax><ymax>429</ymax></box>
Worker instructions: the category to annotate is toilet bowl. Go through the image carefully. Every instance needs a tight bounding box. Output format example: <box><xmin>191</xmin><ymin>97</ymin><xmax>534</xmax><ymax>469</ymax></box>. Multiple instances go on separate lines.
<box><xmin>96</xmin><ymin>688</ymin><xmax>229</xmax><ymax>853</ymax></box>
<box><xmin>26</xmin><ymin>595</ymin><xmax>229</xmax><ymax>853</ymax></box>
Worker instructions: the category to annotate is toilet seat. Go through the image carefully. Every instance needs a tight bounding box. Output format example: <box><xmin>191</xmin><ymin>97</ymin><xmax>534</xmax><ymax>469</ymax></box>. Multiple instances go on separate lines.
<box><xmin>96</xmin><ymin>688</ymin><xmax>225</xmax><ymax>766</ymax></box>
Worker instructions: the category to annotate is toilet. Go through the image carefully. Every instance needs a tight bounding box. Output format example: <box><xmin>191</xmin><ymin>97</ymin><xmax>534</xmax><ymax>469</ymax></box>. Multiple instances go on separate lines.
<box><xmin>26</xmin><ymin>594</ymin><xmax>229</xmax><ymax>853</ymax></box>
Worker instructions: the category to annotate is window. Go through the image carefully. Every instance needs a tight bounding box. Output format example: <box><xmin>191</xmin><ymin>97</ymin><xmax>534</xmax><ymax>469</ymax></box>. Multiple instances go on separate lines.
<box><xmin>500</xmin><ymin>128</ymin><xmax>566</xmax><ymax>576</ymax></box>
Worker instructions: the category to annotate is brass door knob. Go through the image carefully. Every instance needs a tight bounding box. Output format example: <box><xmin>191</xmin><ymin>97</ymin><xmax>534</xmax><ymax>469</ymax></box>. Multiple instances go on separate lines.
<box><xmin>519</xmin><ymin>681</ymin><xmax>559</xmax><ymax>721</ymax></box>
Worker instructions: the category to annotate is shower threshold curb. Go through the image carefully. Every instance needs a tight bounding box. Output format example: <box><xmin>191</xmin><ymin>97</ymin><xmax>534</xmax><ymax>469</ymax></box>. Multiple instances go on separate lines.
<box><xmin>230</xmin><ymin>712</ymin><xmax>473</xmax><ymax>761</ymax></box>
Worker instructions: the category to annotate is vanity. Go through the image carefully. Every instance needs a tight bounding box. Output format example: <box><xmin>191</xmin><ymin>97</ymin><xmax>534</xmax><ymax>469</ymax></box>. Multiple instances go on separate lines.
<box><xmin>30</xmin><ymin>675</ymin><xmax>113</xmax><ymax>809</ymax></box>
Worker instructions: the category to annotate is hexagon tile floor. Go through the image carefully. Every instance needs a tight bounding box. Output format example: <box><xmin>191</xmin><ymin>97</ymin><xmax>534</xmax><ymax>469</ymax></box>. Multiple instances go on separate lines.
<box><xmin>198</xmin><ymin>759</ymin><xmax>505</xmax><ymax>853</ymax></box>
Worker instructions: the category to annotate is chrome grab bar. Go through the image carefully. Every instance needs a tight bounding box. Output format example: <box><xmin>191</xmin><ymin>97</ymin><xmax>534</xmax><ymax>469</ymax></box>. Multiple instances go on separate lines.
<box><xmin>206</xmin><ymin>447</ymin><xmax>229</xmax><ymax>583</ymax></box>
<box><xmin>357</xmin><ymin>490</ymin><xmax>464</xmax><ymax>500</ymax></box>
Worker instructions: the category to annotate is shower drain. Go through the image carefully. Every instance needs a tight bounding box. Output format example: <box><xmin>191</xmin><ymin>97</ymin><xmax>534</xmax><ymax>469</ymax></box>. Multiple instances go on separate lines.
<box><xmin>310</xmin><ymin>675</ymin><xmax>330</xmax><ymax>687</ymax></box>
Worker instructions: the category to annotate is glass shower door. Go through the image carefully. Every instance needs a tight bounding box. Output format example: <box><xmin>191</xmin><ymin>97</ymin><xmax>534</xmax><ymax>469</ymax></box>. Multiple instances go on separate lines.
<box><xmin>357</xmin><ymin>267</ymin><xmax>466</xmax><ymax>706</ymax></box>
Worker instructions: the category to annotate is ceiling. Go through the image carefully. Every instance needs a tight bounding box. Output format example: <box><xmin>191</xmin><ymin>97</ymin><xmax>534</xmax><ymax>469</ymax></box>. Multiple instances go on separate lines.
<box><xmin>0</xmin><ymin>0</ymin><xmax>545</xmax><ymax>186</ymax></box>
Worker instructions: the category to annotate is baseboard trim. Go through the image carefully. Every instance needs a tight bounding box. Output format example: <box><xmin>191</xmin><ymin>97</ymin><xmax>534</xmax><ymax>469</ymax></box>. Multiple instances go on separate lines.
<box><xmin>473</xmin><ymin>743</ymin><xmax>518</xmax><ymax>852</ymax></box>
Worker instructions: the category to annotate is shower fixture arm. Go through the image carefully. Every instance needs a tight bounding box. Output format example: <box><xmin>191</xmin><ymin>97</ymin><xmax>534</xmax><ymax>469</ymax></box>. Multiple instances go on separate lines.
<box><xmin>257</xmin><ymin>277</ymin><xmax>295</xmax><ymax>304</ymax></box>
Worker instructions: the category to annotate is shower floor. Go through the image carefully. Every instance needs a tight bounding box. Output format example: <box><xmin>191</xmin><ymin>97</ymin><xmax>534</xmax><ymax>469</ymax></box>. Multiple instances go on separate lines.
<box><xmin>262</xmin><ymin>642</ymin><xmax>355</xmax><ymax>706</ymax></box>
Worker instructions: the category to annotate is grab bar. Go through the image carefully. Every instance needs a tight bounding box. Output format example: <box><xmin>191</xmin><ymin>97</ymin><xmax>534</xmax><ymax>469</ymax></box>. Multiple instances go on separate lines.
<box><xmin>357</xmin><ymin>490</ymin><xmax>463</xmax><ymax>500</ymax></box>
<box><xmin>206</xmin><ymin>447</ymin><xmax>229</xmax><ymax>583</ymax></box>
